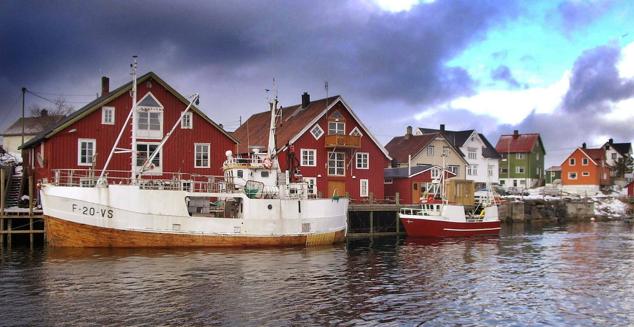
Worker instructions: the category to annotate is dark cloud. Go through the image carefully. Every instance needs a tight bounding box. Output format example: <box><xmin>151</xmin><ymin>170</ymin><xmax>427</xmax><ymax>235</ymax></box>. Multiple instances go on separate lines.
<box><xmin>563</xmin><ymin>44</ymin><xmax>634</xmax><ymax>112</ymax></box>
<box><xmin>490</xmin><ymin>65</ymin><xmax>523</xmax><ymax>88</ymax></box>
<box><xmin>557</xmin><ymin>0</ymin><xmax>616</xmax><ymax>32</ymax></box>
<box><xmin>0</xmin><ymin>0</ymin><xmax>520</xmax><ymax>132</ymax></box>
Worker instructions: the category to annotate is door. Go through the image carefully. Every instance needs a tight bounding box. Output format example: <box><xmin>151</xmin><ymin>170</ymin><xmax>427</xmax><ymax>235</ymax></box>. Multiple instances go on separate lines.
<box><xmin>412</xmin><ymin>182</ymin><xmax>421</xmax><ymax>204</ymax></box>
<box><xmin>327</xmin><ymin>181</ymin><xmax>346</xmax><ymax>197</ymax></box>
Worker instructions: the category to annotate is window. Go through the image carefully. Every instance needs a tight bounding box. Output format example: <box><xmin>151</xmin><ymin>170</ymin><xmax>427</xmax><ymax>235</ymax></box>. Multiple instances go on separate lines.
<box><xmin>305</xmin><ymin>177</ymin><xmax>317</xmax><ymax>195</ymax></box>
<box><xmin>569</xmin><ymin>158</ymin><xmax>576</xmax><ymax>166</ymax></box>
<box><xmin>77</xmin><ymin>139</ymin><xmax>96</xmax><ymax>166</ymax></box>
<box><xmin>136</xmin><ymin>93</ymin><xmax>163</xmax><ymax>139</ymax></box>
<box><xmin>500</xmin><ymin>180</ymin><xmax>505</xmax><ymax>185</ymax></box>
<box><xmin>136</xmin><ymin>143</ymin><xmax>161</xmax><ymax>173</ymax></box>
<box><xmin>360</xmin><ymin>179</ymin><xmax>369</xmax><ymax>197</ymax></box>
<box><xmin>194</xmin><ymin>143</ymin><xmax>210</xmax><ymax>168</ymax></box>
<box><xmin>236</xmin><ymin>170</ymin><xmax>244</xmax><ymax>178</ymax></box>
<box><xmin>350</xmin><ymin>127</ymin><xmax>363</xmax><ymax>137</ymax></box>
<box><xmin>550</xmin><ymin>172</ymin><xmax>555</xmax><ymax>178</ymax></box>
<box><xmin>427</xmin><ymin>145</ymin><xmax>434</xmax><ymax>156</ymax></box>
<box><xmin>468</xmin><ymin>147</ymin><xmax>477</xmax><ymax>160</ymax></box>
<box><xmin>467</xmin><ymin>164</ymin><xmax>478</xmax><ymax>176</ymax></box>
<box><xmin>310</xmin><ymin>125</ymin><xmax>324</xmax><ymax>140</ymax></box>
<box><xmin>448</xmin><ymin>165</ymin><xmax>459</xmax><ymax>175</ymax></box>
<box><xmin>536</xmin><ymin>153</ymin><xmax>540</xmax><ymax>160</ymax></box>
<box><xmin>328</xmin><ymin>152</ymin><xmax>345</xmax><ymax>176</ymax></box>
<box><xmin>443</xmin><ymin>146</ymin><xmax>450</xmax><ymax>156</ymax></box>
<box><xmin>612</xmin><ymin>153</ymin><xmax>617</xmax><ymax>159</ymax></box>
<box><xmin>102</xmin><ymin>106</ymin><xmax>115</xmax><ymax>125</ymax></box>
<box><xmin>488</xmin><ymin>165</ymin><xmax>494</xmax><ymax>177</ymax></box>
<box><xmin>515</xmin><ymin>166</ymin><xmax>525</xmax><ymax>174</ymax></box>
<box><xmin>536</xmin><ymin>168</ymin><xmax>540</xmax><ymax>175</ymax></box>
<box><xmin>356</xmin><ymin>152</ymin><xmax>369</xmax><ymax>169</ymax></box>
<box><xmin>501</xmin><ymin>168</ymin><xmax>509</xmax><ymax>174</ymax></box>
<box><xmin>516</xmin><ymin>153</ymin><xmax>525</xmax><ymax>159</ymax></box>
<box><xmin>568</xmin><ymin>172</ymin><xmax>577</xmax><ymax>180</ymax></box>
<box><xmin>582</xmin><ymin>171</ymin><xmax>590</xmax><ymax>177</ymax></box>
<box><xmin>181</xmin><ymin>112</ymin><xmax>192</xmax><ymax>129</ymax></box>
<box><xmin>520</xmin><ymin>180</ymin><xmax>526</xmax><ymax>185</ymax></box>
<box><xmin>328</xmin><ymin>121</ymin><xmax>345</xmax><ymax>135</ymax></box>
<box><xmin>384</xmin><ymin>178</ymin><xmax>393</xmax><ymax>184</ymax></box>
<box><xmin>582</xmin><ymin>158</ymin><xmax>589</xmax><ymax>166</ymax></box>
<box><xmin>431</xmin><ymin>167</ymin><xmax>441</xmax><ymax>179</ymax></box>
<box><xmin>300</xmin><ymin>149</ymin><xmax>316</xmax><ymax>167</ymax></box>
<box><xmin>261</xmin><ymin>171</ymin><xmax>270</xmax><ymax>178</ymax></box>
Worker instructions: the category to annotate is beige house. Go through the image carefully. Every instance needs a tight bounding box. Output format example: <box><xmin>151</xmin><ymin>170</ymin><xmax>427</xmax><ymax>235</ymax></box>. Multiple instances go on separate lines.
<box><xmin>1</xmin><ymin>111</ymin><xmax>64</xmax><ymax>154</ymax></box>
<box><xmin>385</xmin><ymin>126</ymin><xmax>469</xmax><ymax>178</ymax></box>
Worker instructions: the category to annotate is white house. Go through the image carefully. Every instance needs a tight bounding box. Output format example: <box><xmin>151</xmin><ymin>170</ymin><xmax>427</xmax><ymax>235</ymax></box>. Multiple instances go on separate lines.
<box><xmin>416</xmin><ymin>125</ymin><xmax>500</xmax><ymax>188</ymax></box>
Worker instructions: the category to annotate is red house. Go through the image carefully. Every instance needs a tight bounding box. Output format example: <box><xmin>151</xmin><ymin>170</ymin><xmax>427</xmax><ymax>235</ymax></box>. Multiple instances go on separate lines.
<box><xmin>626</xmin><ymin>180</ymin><xmax>634</xmax><ymax>197</ymax></box>
<box><xmin>20</xmin><ymin>72</ymin><xmax>238</xmax><ymax>198</ymax></box>
<box><xmin>384</xmin><ymin>165</ymin><xmax>456</xmax><ymax>204</ymax></box>
<box><xmin>232</xmin><ymin>93</ymin><xmax>391</xmax><ymax>201</ymax></box>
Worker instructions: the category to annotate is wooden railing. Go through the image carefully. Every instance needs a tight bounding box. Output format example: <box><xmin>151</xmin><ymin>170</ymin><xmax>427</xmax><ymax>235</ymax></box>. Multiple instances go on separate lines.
<box><xmin>324</xmin><ymin>134</ymin><xmax>361</xmax><ymax>148</ymax></box>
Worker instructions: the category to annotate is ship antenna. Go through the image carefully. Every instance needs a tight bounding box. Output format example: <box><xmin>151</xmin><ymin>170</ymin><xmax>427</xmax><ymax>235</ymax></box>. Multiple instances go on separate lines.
<box><xmin>130</xmin><ymin>55</ymin><xmax>138</xmax><ymax>185</ymax></box>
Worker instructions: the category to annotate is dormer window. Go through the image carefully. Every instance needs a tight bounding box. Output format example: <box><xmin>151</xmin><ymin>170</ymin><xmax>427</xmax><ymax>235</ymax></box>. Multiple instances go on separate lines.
<box><xmin>328</xmin><ymin>111</ymin><xmax>345</xmax><ymax>135</ymax></box>
<box><xmin>136</xmin><ymin>92</ymin><xmax>163</xmax><ymax>139</ymax></box>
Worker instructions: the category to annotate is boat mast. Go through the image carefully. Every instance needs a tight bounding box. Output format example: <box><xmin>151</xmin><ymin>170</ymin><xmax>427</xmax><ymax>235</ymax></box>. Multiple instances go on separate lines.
<box><xmin>130</xmin><ymin>56</ymin><xmax>138</xmax><ymax>185</ymax></box>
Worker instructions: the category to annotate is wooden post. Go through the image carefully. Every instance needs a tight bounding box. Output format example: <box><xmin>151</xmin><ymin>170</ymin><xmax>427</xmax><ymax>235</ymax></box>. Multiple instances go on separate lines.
<box><xmin>0</xmin><ymin>168</ymin><xmax>5</xmax><ymax>216</ymax></box>
<box><xmin>369</xmin><ymin>192</ymin><xmax>374</xmax><ymax>204</ymax></box>
<box><xmin>369</xmin><ymin>211</ymin><xmax>374</xmax><ymax>235</ymax></box>
<box><xmin>395</xmin><ymin>211</ymin><xmax>400</xmax><ymax>234</ymax></box>
<box><xmin>29</xmin><ymin>217</ymin><xmax>34</xmax><ymax>249</ymax></box>
<box><xmin>7</xmin><ymin>218</ymin><xmax>11</xmax><ymax>246</ymax></box>
<box><xmin>0</xmin><ymin>217</ymin><xmax>4</xmax><ymax>249</ymax></box>
<box><xmin>395</xmin><ymin>192</ymin><xmax>400</xmax><ymax>205</ymax></box>
<box><xmin>29</xmin><ymin>176</ymin><xmax>34</xmax><ymax>216</ymax></box>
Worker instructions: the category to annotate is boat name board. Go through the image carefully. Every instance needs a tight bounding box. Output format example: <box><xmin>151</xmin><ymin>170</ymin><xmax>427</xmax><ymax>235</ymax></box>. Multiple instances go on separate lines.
<box><xmin>72</xmin><ymin>203</ymin><xmax>114</xmax><ymax>219</ymax></box>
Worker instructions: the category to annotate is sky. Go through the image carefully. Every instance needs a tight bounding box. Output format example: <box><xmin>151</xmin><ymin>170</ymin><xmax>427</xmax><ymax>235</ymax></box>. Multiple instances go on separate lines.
<box><xmin>1</xmin><ymin>0</ymin><xmax>633</xmax><ymax>167</ymax></box>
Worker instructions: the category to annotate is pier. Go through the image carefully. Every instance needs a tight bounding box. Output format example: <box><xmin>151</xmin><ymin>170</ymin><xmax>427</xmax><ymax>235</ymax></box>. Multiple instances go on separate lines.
<box><xmin>1</xmin><ymin>171</ymin><xmax>44</xmax><ymax>248</ymax></box>
<box><xmin>347</xmin><ymin>193</ymin><xmax>408</xmax><ymax>239</ymax></box>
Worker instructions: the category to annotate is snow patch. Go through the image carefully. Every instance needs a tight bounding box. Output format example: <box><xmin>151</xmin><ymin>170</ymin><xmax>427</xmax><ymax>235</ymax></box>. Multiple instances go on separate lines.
<box><xmin>593</xmin><ymin>198</ymin><xmax>630</xmax><ymax>217</ymax></box>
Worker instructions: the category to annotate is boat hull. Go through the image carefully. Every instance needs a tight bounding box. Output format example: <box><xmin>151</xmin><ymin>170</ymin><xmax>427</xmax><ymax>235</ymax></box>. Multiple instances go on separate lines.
<box><xmin>400</xmin><ymin>215</ymin><xmax>500</xmax><ymax>238</ymax></box>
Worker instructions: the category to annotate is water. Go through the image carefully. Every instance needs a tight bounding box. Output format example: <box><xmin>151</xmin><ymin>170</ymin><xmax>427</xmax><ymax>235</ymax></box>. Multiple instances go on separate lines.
<box><xmin>1</xmin><ymin>222</ymin><xmax>634</xmax><ymax>326</ymax></box>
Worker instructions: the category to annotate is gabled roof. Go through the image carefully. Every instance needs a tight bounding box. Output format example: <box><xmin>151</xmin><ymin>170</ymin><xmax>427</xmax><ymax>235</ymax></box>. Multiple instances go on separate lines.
<box><xmin>495</xmin><ymin>133</ymin><xmax>545</xmax><ymax>154</ymax></box>
<box><xmin>20</xmin><ymin>72</ymin><xmax>237</xmax><ymax>149</ymax></box>
<box><xmin>610</xmin><ymin>142</ymin><xmax>632</xmax><ymax>156</ymax></box>
<box><xmin>386</xmin><ymin>132</ymin><xmax>467</xmax><ymax>165</ymax></box>
<box><xmin>562</xmin><ymin>147</ymin><xmax>604</xmax><ymax>167</ymax></box>
<box><xmin>2</xmin><ymin>114</ymin><xmax>65</xmax><ymax>136</ymax></box>
<box><xmin>233</xmin><ymin>96</ymin><xmax>391</xmax><ymax>159</ymax></box>
<box><xmin>418</xmin><ymin>128</ymin><xmax>500</xmax><ymax>159</ymax></box>
<box><xmin>546</xmin><ymin>166</ymin><xmax>561</xmax><ymax>172</ymax></box>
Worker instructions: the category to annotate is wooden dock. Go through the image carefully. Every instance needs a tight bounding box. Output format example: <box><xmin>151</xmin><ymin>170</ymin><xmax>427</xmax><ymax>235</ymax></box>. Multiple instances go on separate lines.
<box><xmin>347</xmin><ymin>193</ymin><xmax>410</xmax><ymax>239</ymax></box>
<box><xmin>1</xmin><ymin>170</ymin><xmax>44</xmax><ymax>248</ymax></box>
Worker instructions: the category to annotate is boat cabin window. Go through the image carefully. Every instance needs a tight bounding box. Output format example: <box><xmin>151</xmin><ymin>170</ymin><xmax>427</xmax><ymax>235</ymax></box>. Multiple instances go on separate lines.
<box><xmin>237</xmin><ymin>170</ymin><xmax>244</xmax><ymax>178</ymax></box>
<box><xmin>261</xmin><ymin>171</ymin><xmax>269</xmax><ymax>178</ymax></box>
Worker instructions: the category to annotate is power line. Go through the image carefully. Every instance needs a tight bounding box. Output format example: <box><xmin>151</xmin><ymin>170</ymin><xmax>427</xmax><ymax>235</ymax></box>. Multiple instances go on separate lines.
<box><xmin>26</xmin><ymin>90</ymin><xmax>91</xmax><ymax>105</ymax></box>
<box><xmin>26</xmin><ymin>90</ymin><xmax>95</xmax><ymax>97</ymax></box>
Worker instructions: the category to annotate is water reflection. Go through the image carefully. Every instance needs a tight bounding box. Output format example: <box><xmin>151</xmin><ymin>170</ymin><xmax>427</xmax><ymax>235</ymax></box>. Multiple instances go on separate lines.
<box><xmin>1</xmin><ymin>222</ymin><xmax>634</xmax><ymax>326</ymax></box>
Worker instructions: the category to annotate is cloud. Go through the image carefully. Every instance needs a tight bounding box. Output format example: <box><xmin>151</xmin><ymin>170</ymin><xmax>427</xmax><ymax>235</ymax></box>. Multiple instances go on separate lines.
<box><xmin>562</xmin><ymin>43</ymin><xmax>634</xmax><ymax>113</ymax></box>
<box><xmin>556</xmin><ymin>0</ymin><xmax>616</xmax><ymax>32</ymax></box>
<box><xmin>490</xmin><ymin>65</ymin><xmax>523</xmax><ymax>88</ymax></box>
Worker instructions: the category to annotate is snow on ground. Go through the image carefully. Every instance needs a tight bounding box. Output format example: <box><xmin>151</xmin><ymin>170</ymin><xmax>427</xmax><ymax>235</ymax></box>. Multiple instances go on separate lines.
<box><xmin>593</xmin><ymin>198</ymin><xmax>630</xmax><ymax>217</ymax></box>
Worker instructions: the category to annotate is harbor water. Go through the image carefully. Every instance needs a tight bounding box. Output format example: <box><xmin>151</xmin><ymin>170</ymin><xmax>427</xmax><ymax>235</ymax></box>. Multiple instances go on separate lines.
<box><xmin>1</xmin><ymin>221</ymin><xmax>634</xmax><ymax>326</ymax></box>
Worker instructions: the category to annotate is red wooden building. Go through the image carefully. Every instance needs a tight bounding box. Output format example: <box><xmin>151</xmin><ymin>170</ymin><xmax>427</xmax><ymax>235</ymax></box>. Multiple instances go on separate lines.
<box><xmin>384</xmin><ymin>165</ymin><xmax>456</xmax><ymax>204</ymax></box>
<box><xmin>626</xmin><ymin>181</ymin><xmax>634</xmax><ymax>197</ymax></box>
<box><xmin>232</xmin><ymin>93</ymin><xmax>391</xmax><ymax>201</ymax></box>
<box><xmin>20</xmin><ymin>72</ymin><xmax>238</xmax><ymax>197</ymax></box>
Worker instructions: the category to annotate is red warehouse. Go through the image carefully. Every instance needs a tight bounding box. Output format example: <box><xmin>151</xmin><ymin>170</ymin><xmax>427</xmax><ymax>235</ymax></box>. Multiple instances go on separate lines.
<box><xmin>233</xmin><ymin>93</ymin><xmax>391</xmax><ymax>202</ymax></box>
<box><xmin>20</xmin><ymin>72</ymin><xmax>238</xmax><ymax>199</ymax></box>
<box><xmin>384</xmin><ymin>165</ymin><xmax>457</xmax><ymax>204</ymax></box>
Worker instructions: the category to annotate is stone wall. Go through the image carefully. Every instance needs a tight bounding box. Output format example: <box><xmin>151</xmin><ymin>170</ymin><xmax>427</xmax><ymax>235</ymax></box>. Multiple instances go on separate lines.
<box><xmin>500</xmin><ymin>199</ymin><xmax>597</xmax><ymax>223</ymax></box>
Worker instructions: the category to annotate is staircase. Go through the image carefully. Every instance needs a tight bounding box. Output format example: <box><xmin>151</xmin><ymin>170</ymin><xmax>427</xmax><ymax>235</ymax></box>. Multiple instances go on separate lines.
<box><xmin>5</xmin><ymin>173</ymin><xmax>22</xmax><ymax>208</ymax></box>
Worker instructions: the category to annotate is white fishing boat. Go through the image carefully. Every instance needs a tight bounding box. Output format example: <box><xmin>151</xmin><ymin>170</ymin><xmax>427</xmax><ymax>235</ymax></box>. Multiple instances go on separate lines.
<box><xmin>40</xmin><ymin>59</ymin><xmax>348</xmax><ymax>247</ymax></box>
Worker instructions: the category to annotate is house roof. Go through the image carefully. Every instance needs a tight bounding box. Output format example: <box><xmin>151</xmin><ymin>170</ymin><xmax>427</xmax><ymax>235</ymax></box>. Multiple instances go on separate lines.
<box><xmin>384</xmin><ymin>165</ymin><xmax>433</xmax><ymax>178</ymax></box>
<box><xmin>232</xmin><ymin>96</ymin><xmax>391</xmax><ymax>159</ymax></box>
<box><xmin>479</xmin><ymin>133</ymin><xmax>501</xmax><ymax>159</ymax></box>
<box><xmin>583</xmin><ymin>148</ymin><xmax>605</xmax><ymax>164</ymax></box>
<box><xmin>611</xmin><ymin>142</ymin><xmax>632</xmax><ymax>156</ymax></box>
<box><xmin>418</xmin><ymin>128</ymin><xmax>500</xmax><ymax>159</ymax></box>
<box><xmin>495</xmin><ymin>133</ymin><xmax>545</xmax><ymax>154</ymax></box>
<box><xmin>386</xmin><ymin>133</ymin><xmax>438</xmax><ymax>163</ymax></box>
<box><xmin>20</xmin><ymin>72</ymin><xmax>238</xmax><ymax>149</ymax></box>
<box><xmin>2</xmin><ymin>114</ymin><xmax>65</xmax><ymax>136</ymax></box>
<box><xmin>546</xmin><ymin>166</ymin><xmax>561</xmax><ymax>172</ymax></box>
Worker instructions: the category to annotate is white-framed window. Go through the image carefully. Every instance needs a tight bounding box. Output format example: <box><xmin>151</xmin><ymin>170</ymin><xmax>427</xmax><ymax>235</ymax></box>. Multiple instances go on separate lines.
<box><xmin>448</xmin><ymin>165</ymin><xmax>459</xmax><ymax>175</ymax></box>
<box><xmin>194</xmin><ymin>143</ymin><xmax>210</xmax><ymax>168</ymax></box>
<box><xmin>431</xmin><ymin>167</ymin><xmax>441</xmax><ymax>179</ymax></box>
<box><xmin>328</xmin><ymin>121</ymin><xmax>345</xmax><ymax>135</ymax></box>
<box><xmin>468</xmin><ymin>147</ymin><xmax>477</xmax><ymax>160</ymax></box>
<box><xmin>536</xmin><ymin>167</ymin><xmax>540</xmax><ymax>175</ymax></box>
<box><xmin>516</xmin><ymin>153</ymin><xmax>525</xmax><ymax>159</ymax></box>
<box><xmin>569</xmin><ymin>158</ymin><xmax>576</xmax><ymax>166</ymax></box>
<box><xmin>355</xmin><ymin>152</ymin><xmax>369</xmax><ymax>169</ymax></box>
<box><xmin>350</xmin><ymin>127</ymin><xmax>363</xmax><ymax>137</ymax></box>
<box><xmin>515</xmin><ymin>166</ymin><xmax>525</xmax><ymax>174</ymax></box>
<box><xmin>136</xmin><ymin>142</ymin><xmax>162</xmax><ymax>174</ymax></box>
<box><xmin>520</xmin><ymin>180</ymin><xmax>526</xmax><ymax>185</ymax></box>
<box><xmin>427</xmin><ymin>145</ymin><xmax>434</xmax><ymax>156</ymax></box>
<box><xmin>488</xmin><ymin>165</ymin><xmax>494</xmax><ymax>177</ymax></box>
<box><xmin>568</xmin><ymin>172</ymin><xmax>577</xmax><ymax>180</ymax></box>
<box><xmin>582</xmin><ymin>171</ymin><xmax>590</xmax><ymax>177</ymax></box>
<box><xmin>550</xmin><ymin>172</ymin><xmax>555</xmax><ymax>178</ymax></box>
<box><xmin>310</xmin><ymin>124</ymin><xmax>324</xmax><ymax>140</ymax></box>
<box><xmin>305</xmin><ymin>177</ymin><xmax>317</xmax><ymax>195</ymax></box>
<box><xmin>301</xmin><ymin>149</ymin><xmax>316</xmax><ymax>167</ymax></box>
<box><xmin>136</xmin><ymin>92</ymin><xmax>163</xmax><ymax>139</ymax></box>
<box><xmin>443</xmin><ymin>146</ymin><xmax>450</xmax><ymax>156</ymax></box>
<box><xmin>328</xmin><ymin>152</ymin><xmax>345</xmax><ymax>176</ymax></box>
<box><xmin>467</xmin><ymin>164</ymin><xmax>478</xmax><ymax>176</ymax></box>
<box><xmin>536</xmin><ymin>153</ymin><xmax>540</xmax><ymax>160</ymax></box>
<box><xmin>582</xmin><ymin>158</ymin><xmax>589</xmax><ymax>166</ymax></box>
<box><xmin>384</xmin><ymin>178</ymin><xmax>393</xmax><ymax>184</ymax></box>
<box><xmin>77</xmin><ymin>139</ymin><xmax>96</xmax><ymax>166</ymax></box>
<box><xmin>181</xmin><ymin>112</ymin><xmax>193</xmax><ymax>129</ymax></box>
<box><xmin>102</xmin><ymin>106</ymin><xmax>115</xmax><ymax>125</ymax></box>
<box><xmin>360</xmin><ymin>179</ymin><xmax>369</xmax><ymax>197</ymax></box>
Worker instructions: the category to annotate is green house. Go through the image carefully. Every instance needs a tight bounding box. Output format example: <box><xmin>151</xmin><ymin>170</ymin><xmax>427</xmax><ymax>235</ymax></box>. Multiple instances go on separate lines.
<box><xmin>495</xmin><ymin>130</ymin><xmax>546</xmax><ymax>188</ymax></box>
<box><xmin>545</xmin><ymin>166</ymin><xmax>561</xmax><ymax>184</ymax></box>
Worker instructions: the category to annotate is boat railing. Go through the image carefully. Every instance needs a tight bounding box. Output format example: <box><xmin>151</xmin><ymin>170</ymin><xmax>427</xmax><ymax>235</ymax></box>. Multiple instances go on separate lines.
<box><xmin>223</xmin><ymin>154</ymin><xmax>269</xmax><ymax>169</ymax></box>
<box><xmin>47</xmin><ymin>169</ymin><xmax>226</xmax><ymax>193</ymax></box>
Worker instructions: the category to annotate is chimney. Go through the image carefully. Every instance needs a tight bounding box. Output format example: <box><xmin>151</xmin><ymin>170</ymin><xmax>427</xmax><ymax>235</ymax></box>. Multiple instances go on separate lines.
<box><xmin>301</xmin><ymin>92</ymin><xmax>310</xmax><ymax>108</ymax></box>
<box><xmin>405</xmin><ymin>126</ymin><xmax>412</xmax><ymax>139</ymax></box>
<box><xmin>609</xmin><ymin>138</ymin><xmax>614</xmax><ymax>145</ymax></box>
<box><xmin>513</xmin><ymin>130</ymin><xmax>519</xmax><ymax>139</ymax></box>
<box><xmin>440</xmin><ymin>124</ymin><xmax>445</xmax><ymax>132</ymax></box>
<box><xmin>582</xmin><ymin>142</ymin><xmax>586</xmax><ymax>149</ymax></box>
<box><xmin>40</xmin><ymin>109</ymin><xmax>48</xmax><ymax>117</ymax></box>
<box><xmin>101</xmin><ymin>76</ymin><xmax>110</xmax><ymax>97</ymax></box>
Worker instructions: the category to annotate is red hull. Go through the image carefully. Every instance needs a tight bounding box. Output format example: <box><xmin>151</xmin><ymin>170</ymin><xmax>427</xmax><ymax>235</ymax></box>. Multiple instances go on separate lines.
<box><xmin>400</xmin><ymin>216</ymin><xmax>500</xmax><ymax>238</ymax></box>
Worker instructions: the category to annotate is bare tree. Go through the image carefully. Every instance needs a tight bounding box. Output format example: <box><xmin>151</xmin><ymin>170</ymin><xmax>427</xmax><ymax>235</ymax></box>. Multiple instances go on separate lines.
<box><xmin>29</xmin><ymin>97</ymin><xmax>74</xmax><ymax>117</ymax></box>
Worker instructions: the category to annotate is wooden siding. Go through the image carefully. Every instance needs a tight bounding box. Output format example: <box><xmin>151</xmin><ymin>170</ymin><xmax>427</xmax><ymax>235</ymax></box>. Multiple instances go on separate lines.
<box><xmin>561</xmin><ymin>148</ymin><xmax>610</xmax><ymax>186</ymax></box>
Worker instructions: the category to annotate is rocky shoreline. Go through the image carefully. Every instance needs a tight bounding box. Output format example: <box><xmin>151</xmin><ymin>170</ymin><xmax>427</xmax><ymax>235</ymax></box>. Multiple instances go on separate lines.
<box><xmin>499</xmin><ymin>198</ymin><xmax>634</xmax><ymax>223</ymax></box>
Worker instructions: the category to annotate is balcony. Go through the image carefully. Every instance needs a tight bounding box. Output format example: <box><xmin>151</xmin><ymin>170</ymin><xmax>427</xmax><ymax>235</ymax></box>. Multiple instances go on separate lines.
<box><xmin>324</xmin><ymin>134</ymin><xmax>361</xmax><ymax>148</ymax></box>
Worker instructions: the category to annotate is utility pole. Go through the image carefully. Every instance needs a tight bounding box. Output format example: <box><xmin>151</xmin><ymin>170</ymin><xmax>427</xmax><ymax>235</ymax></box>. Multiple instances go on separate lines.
<box><xmin>21</xmin><ymin>87</ymin><xmax>26</xmax><ymax>146</ymax></box>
